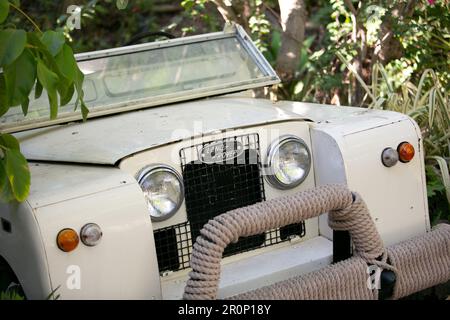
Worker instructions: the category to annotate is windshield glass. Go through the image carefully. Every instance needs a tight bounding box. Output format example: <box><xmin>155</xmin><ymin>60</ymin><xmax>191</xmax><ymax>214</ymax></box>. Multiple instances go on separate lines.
<box><xmin>0</xmin><ymin>25</ymin><xmax>279</xmax><ymax>133</ymax></box>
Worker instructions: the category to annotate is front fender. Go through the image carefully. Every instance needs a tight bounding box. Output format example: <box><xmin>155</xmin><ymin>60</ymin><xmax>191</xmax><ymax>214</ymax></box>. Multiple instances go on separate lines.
<box><xmin>24</xmin><ymin>162</ymin><xmax>161</xmax><ymax>299</ymax></box>
<box><xmin>0</xmin><ymin>200</ymin><xmax>52</xmax><ymax>299</ymax></box>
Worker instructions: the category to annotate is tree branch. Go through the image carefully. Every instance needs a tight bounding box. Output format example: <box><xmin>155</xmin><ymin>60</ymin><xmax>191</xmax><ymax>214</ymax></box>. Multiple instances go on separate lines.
<box><xmin>343</xmin><ymin>0</ymin><xmax>358</xmax><ymax>16</ymax></box>
<box><xmin>9</xmin><ymin>2</ymin><xmax>42</xmax><ymax>33</ymax></box>
<box><xmin>212</xmin><ymin>0</ymin><xmax>239</xmax><ymax>24</ymax></box>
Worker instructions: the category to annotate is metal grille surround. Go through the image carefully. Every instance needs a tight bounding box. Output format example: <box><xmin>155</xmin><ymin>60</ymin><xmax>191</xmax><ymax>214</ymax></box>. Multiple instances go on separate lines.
<box><xmin>153</xmin><ymin>133</ymin><xmax>306</xmax><ymax>273</ymax></box>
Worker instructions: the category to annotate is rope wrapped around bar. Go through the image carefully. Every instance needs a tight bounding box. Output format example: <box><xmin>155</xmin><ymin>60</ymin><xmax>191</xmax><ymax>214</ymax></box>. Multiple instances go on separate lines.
<box><xmin>388</xmin><ymin>223</ymin><xmax>450</xmax><ymax>299</ymax></box>
<box><xmin>232</xmin><ymin>224</ymin><xmax>450</xmax><ymax>300</ymax></box>
<box><xmin>184</xmin><ymin>184</ymin><xmax>386</xmax><ymax>300</ymax></box>
<box><xmin>230</xmin><ymin>256</ymin><xmax>375</xmax><ymax>300</ymax></box>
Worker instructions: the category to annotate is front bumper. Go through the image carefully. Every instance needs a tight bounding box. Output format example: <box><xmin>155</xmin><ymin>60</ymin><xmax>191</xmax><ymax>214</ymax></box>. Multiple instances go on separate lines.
<box><xmin>161</xmin><ymin>236</ymin><xmax>332</xmax><ymax>299</ymax></box>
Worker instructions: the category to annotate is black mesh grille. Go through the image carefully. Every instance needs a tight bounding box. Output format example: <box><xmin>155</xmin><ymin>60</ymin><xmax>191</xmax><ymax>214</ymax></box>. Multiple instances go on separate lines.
<box><xmin>183</xmin><ymin>148</ymin><xmax>266</xmax><ymax>257</ymax></box>
<box><xmin>153</xmin><ymin>133</ymin><xmax>305</xmax><ymax>273</ymax></box>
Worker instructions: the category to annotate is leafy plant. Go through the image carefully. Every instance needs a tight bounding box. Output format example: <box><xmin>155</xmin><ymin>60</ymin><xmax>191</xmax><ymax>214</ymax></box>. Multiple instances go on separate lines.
<box><xmin>45</xmin><ymin>285</ymin><xmax>61</xmax><ymax>300</ymax></box>
<box><xmin>391</xmin><ymin>0</ymin><xmax>450</xmax><ymax>90</ymax></box>
<box><xmin>426</xmin><ymin>162</ymin><xmax>450</xmax><ymax>224</ymax></box>
<box><xmin>0</xmin><ymin>283</ymin><xmax>24</xmax><ymax>300</ymax></box>
<box><xmin>0</xmin><ymin>0</ymin><xmax>87</xmax><ymax>202</ymax></box>
<box><xmin>0</xmin><ymin>290</ymin><xmax>24</xmax><ymax>300</ymax></box>
<box><xmin>427</xmin><ymin>156</ymin><xmax>450</xmax><ymax>223</ymax></box>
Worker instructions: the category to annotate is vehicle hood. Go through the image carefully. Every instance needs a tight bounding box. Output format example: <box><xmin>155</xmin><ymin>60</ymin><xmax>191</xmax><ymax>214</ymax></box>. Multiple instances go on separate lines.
<box><xmin>14</xmin><ymin>97</ymin><xmax>401</xmax><ymax>165</ymax></box>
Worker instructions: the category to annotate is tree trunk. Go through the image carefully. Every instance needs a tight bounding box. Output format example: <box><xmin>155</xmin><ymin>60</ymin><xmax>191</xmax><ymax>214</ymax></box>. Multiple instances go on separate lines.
<box><xmin>211</xmin><ymin>0</ymin><xmax>251</xmax><ymax>33</ymax></box>
<box><xmin>275</xmin><ymin>0</ymin><xmax>306</xmax><ymax>83</ymax></box>
<box><xmin>342</xmin><ymin>0</ymin><xmax>367</xmax><ymax>106</ymax></box>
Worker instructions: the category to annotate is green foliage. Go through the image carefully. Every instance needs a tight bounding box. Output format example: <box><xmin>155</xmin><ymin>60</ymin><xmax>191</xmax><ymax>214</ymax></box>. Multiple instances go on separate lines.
<box><xmin>246</xmin><ymin>1</ymin><xmax>272</xmax><ymax>55</ymax></box>
<box><xmin>181</xmin><ymin>0</ymin><xmax>274</xmax><ymax>53</ymax></box>
<box><xmin>393</xmin><ymin>1</ymin><xmax>450</xmax><ymax>90</ymax></box>
<box><xmin>0</xmin><ymin>1</ymin><xmax>87</xmax><ymax>202</ymax></box>
<box><xmin>0</xmin><ymin>134</ymin><xmax>29</xmax><ymax>202</ymax></box>
<box><xmin>426</xmin><ymin>164</ymin><xmax>450</xmax><ymax>224</ymax></box>
<box><xmin>180</xmin><ymin>0</ymin><xmax>222</xmax><ymax>34</ymax></box>
<box><xmin>0</xmin><ymin>290</ymin><xmax>24</xmax><ymax>300</ymax></box>
<box><xmin>3</xmin><ymin>48</ymin><xmax>35</xmax><ymax>111</ymax></box>
<box><xmin>0</xmin><ymin>29</ymin><xmax>26</xmax><ymax>66</ymax></box>
<box><xmin>269</xmin><ymin>0</ymin><xmax>450</xmax><ymax>106</ymax></box>
<box><xmin>55</xmin><ymin>0</ymin><xmax>190</xmax><ymax>52</ymax></box>
<box><xmin>0</xmin><ymin>0</ymin><xmax>9</xmax><ymax>24</ymax></box>
<box><xmin>40</xmin><ymin>30</ymin><xmax>65</xmax><ymax>56</ymax></box>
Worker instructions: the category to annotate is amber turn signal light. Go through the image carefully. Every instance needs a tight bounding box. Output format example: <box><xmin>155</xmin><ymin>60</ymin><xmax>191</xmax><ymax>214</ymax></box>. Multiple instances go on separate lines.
<box><xmin>397</xmin><ymin>142</ymin><xmax>415</xmax><ymax>163</ymax></box>
<box><xmin>57</xmin><ymin>228</ymin><xmax>80</xmax><ymax>252</ymax></box>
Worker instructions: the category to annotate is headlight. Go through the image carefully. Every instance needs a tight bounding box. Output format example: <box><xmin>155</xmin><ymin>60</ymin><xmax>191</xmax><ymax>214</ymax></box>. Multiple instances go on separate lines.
<box><xmin>137</xmin><ymin>164</ymin><xmax>184</xmax><ymax>221</ymax></box>
<box><xmin>266</xmin><ymin>135</ymin><xmax>311</xmax><ymax>189</ymax></box>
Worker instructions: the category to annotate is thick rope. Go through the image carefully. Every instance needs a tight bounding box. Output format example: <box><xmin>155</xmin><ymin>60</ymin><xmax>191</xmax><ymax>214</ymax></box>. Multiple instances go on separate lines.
<box><xmin>388</xmin><ymin>223</ymin><xmax>450</xmax><ymax>299</ymax></box>
<box><xmin>230</xmin><ymin>257</ymin><xmax>376</xmax><ymax>300</ymax></box>
<box><xmin>231</xmin><ymin>224</ymin><xmax>450</xmax><ymax>300</ymax></box>
<box><xmin>184</xmin><ymin>184</ymin><xmax>387</xmax><ymax>300</ymax></box>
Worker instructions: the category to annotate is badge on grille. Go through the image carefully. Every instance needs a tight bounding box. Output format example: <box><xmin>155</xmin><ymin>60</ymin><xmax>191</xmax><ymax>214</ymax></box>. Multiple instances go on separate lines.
<box><xmin>200</xmin><ymin>140</ymin><xmax>244</xmax><ymax>164</ymax></box>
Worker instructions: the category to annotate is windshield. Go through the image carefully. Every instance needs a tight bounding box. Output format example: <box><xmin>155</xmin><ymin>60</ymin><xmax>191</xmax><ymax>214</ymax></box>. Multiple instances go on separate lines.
<box><xmin>0</xmin><ymin>25</ymin><xmax>279</xmax><ymax>133</ymax></box>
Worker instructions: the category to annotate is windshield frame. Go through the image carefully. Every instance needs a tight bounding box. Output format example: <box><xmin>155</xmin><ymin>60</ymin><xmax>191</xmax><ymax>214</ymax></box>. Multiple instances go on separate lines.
<box><xmin>1</xmin><ymin>23</ymin><xmax>280</xmax><ymax>133</ymax></box>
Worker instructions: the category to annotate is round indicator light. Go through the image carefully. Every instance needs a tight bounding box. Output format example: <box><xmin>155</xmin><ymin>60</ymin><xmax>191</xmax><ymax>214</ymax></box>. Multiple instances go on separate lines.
<box><xmin>381</xmin><ymin>147</ymin><xmax>399</xmax><ymax>167</ymax></box>
<box><xmin>397</xmin><ymin>142</ymin><xmax>415</xmax><ymax>163</ymax></box>
<box><xmin>57</xmin><ymin>228</ymin><xmax>80</xmax><ymax>252</ymax></box>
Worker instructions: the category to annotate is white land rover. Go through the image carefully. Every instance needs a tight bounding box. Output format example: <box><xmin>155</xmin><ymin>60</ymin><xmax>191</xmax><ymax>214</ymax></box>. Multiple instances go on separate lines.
<box><xmin>0</xmin><ymin>24</ymin><xmax>448</xmax><ymax>300</ymax></box>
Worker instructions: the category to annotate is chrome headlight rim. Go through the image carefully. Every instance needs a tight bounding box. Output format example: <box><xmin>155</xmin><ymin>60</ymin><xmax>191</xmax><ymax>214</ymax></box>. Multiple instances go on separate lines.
<box><xmin>136</xmin><ymin>164</ymin><xmax>184</xmax><ymax>222</ymax></box>
<box><xmin>265</xmin><ymin>135</ymin><xmax>311</xmax><ymax>190</ymax></box>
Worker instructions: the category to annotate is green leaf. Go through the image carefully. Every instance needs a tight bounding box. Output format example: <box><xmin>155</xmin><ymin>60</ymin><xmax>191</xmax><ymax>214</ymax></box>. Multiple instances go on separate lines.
<box><xmin>0</xmin><ymin>74</ymin><xmax>8</xmax><ymax>117</ymax></box>
<box><xmin>29</xmin><ymin>33</ymin><xmax>72</xmax><ymax>100</ymax></box>
<box><xmin>40</xmin><ymin>31</ymin><xmax>65</xmax><ymax>56</ymax></box>
<box><xmin>3</xmin><ymin>48</ymin><xmax>36</xmax><ymax>107</ymax></box>
<box><xmin>271</xmin><ymin>30</ymin><xmax>281</xmax><ymax>58</ymax></box>
<box><xmin>37</xmin><ymin>59</ymin><xmax>59</xmax><ymax>119</ymax></box>
<box><xmin>73</xmin><ymin>65</ymin><xmax>88</xmax><ymax>119</ymax></box>
<box><xmin>81</xmin><ymin>99</ymin><xmax>89</xmax><ymax>121</ymax></box>
<box><xmin>56</xmin><ymin>78</ymin><xmax>70</xmax><ymax>103</ymax></box>
<box><xmin>28</xmin><ymin>32</ymin><xmax>64</xmax><ymax>77</ymax></box>
<box><xmin>21</xmin><ymin>96</ymin><xmax>29</xmax><ymax>116</ymax></box>
<box><xmin>74</xmin><ymin>66</ymin><xmax>86</xmax><ymax>111</ymax></box>
<box><xmin>27</xmin><ymin>32</ymin><xmax>50</xmax><ymax>53</ymax></box>
<box><xmin>0</xmin><ymin>134</ymin><xmax>24</xmax><ymax>203</ymax></box>
<box><xmin>55</xmin><ymin>44</ymin><xmax>77</xmax><ymax>82</ymax></box>
<box><xmin>74</xmin><ymin>65</ymin><xmax>84</xmax><ymax>95</ymax></box>
<box><xmin>4</xmin><ymin>149</ymin><xmax>30</xmax><ymax>202</ymax></box>
<box><xmin>0</xmin><ymin>289</ymin><xmax>25</xmax><ymax>300</ymax></box>
<box><xmin>0</xmin><ymin>160</ymin><xmax>15</xmax><ymax>203</ymax></box>
<box><xmin>34</xmin><ymin>78</ymin><xmax>43</xmax><ymax>99</ymax></box>
<box><xmin>0</xmin><ymin>0</ymin><xmax>9</xmax><ymax>24</ymax></box>
<box><xmin>0</xmin><ymin>29</ymin><xmax>26</xmax><ymax>67</ymax></box>
<box><xmin>60</xmin><ymin>83</ymin><xmax>74</xmax><ymax>106</ymax></box>
<box><xmin>0</xmin><ymin>133</ymin><xmax>20</xmax><ymax>150</ymax></box>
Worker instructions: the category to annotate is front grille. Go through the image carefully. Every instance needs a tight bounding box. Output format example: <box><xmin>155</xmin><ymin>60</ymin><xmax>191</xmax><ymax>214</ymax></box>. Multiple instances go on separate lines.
<box><xmin>154</xmin><ymin>133</ymin><xmax>305</xmax><ymax>273</ymax></box>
